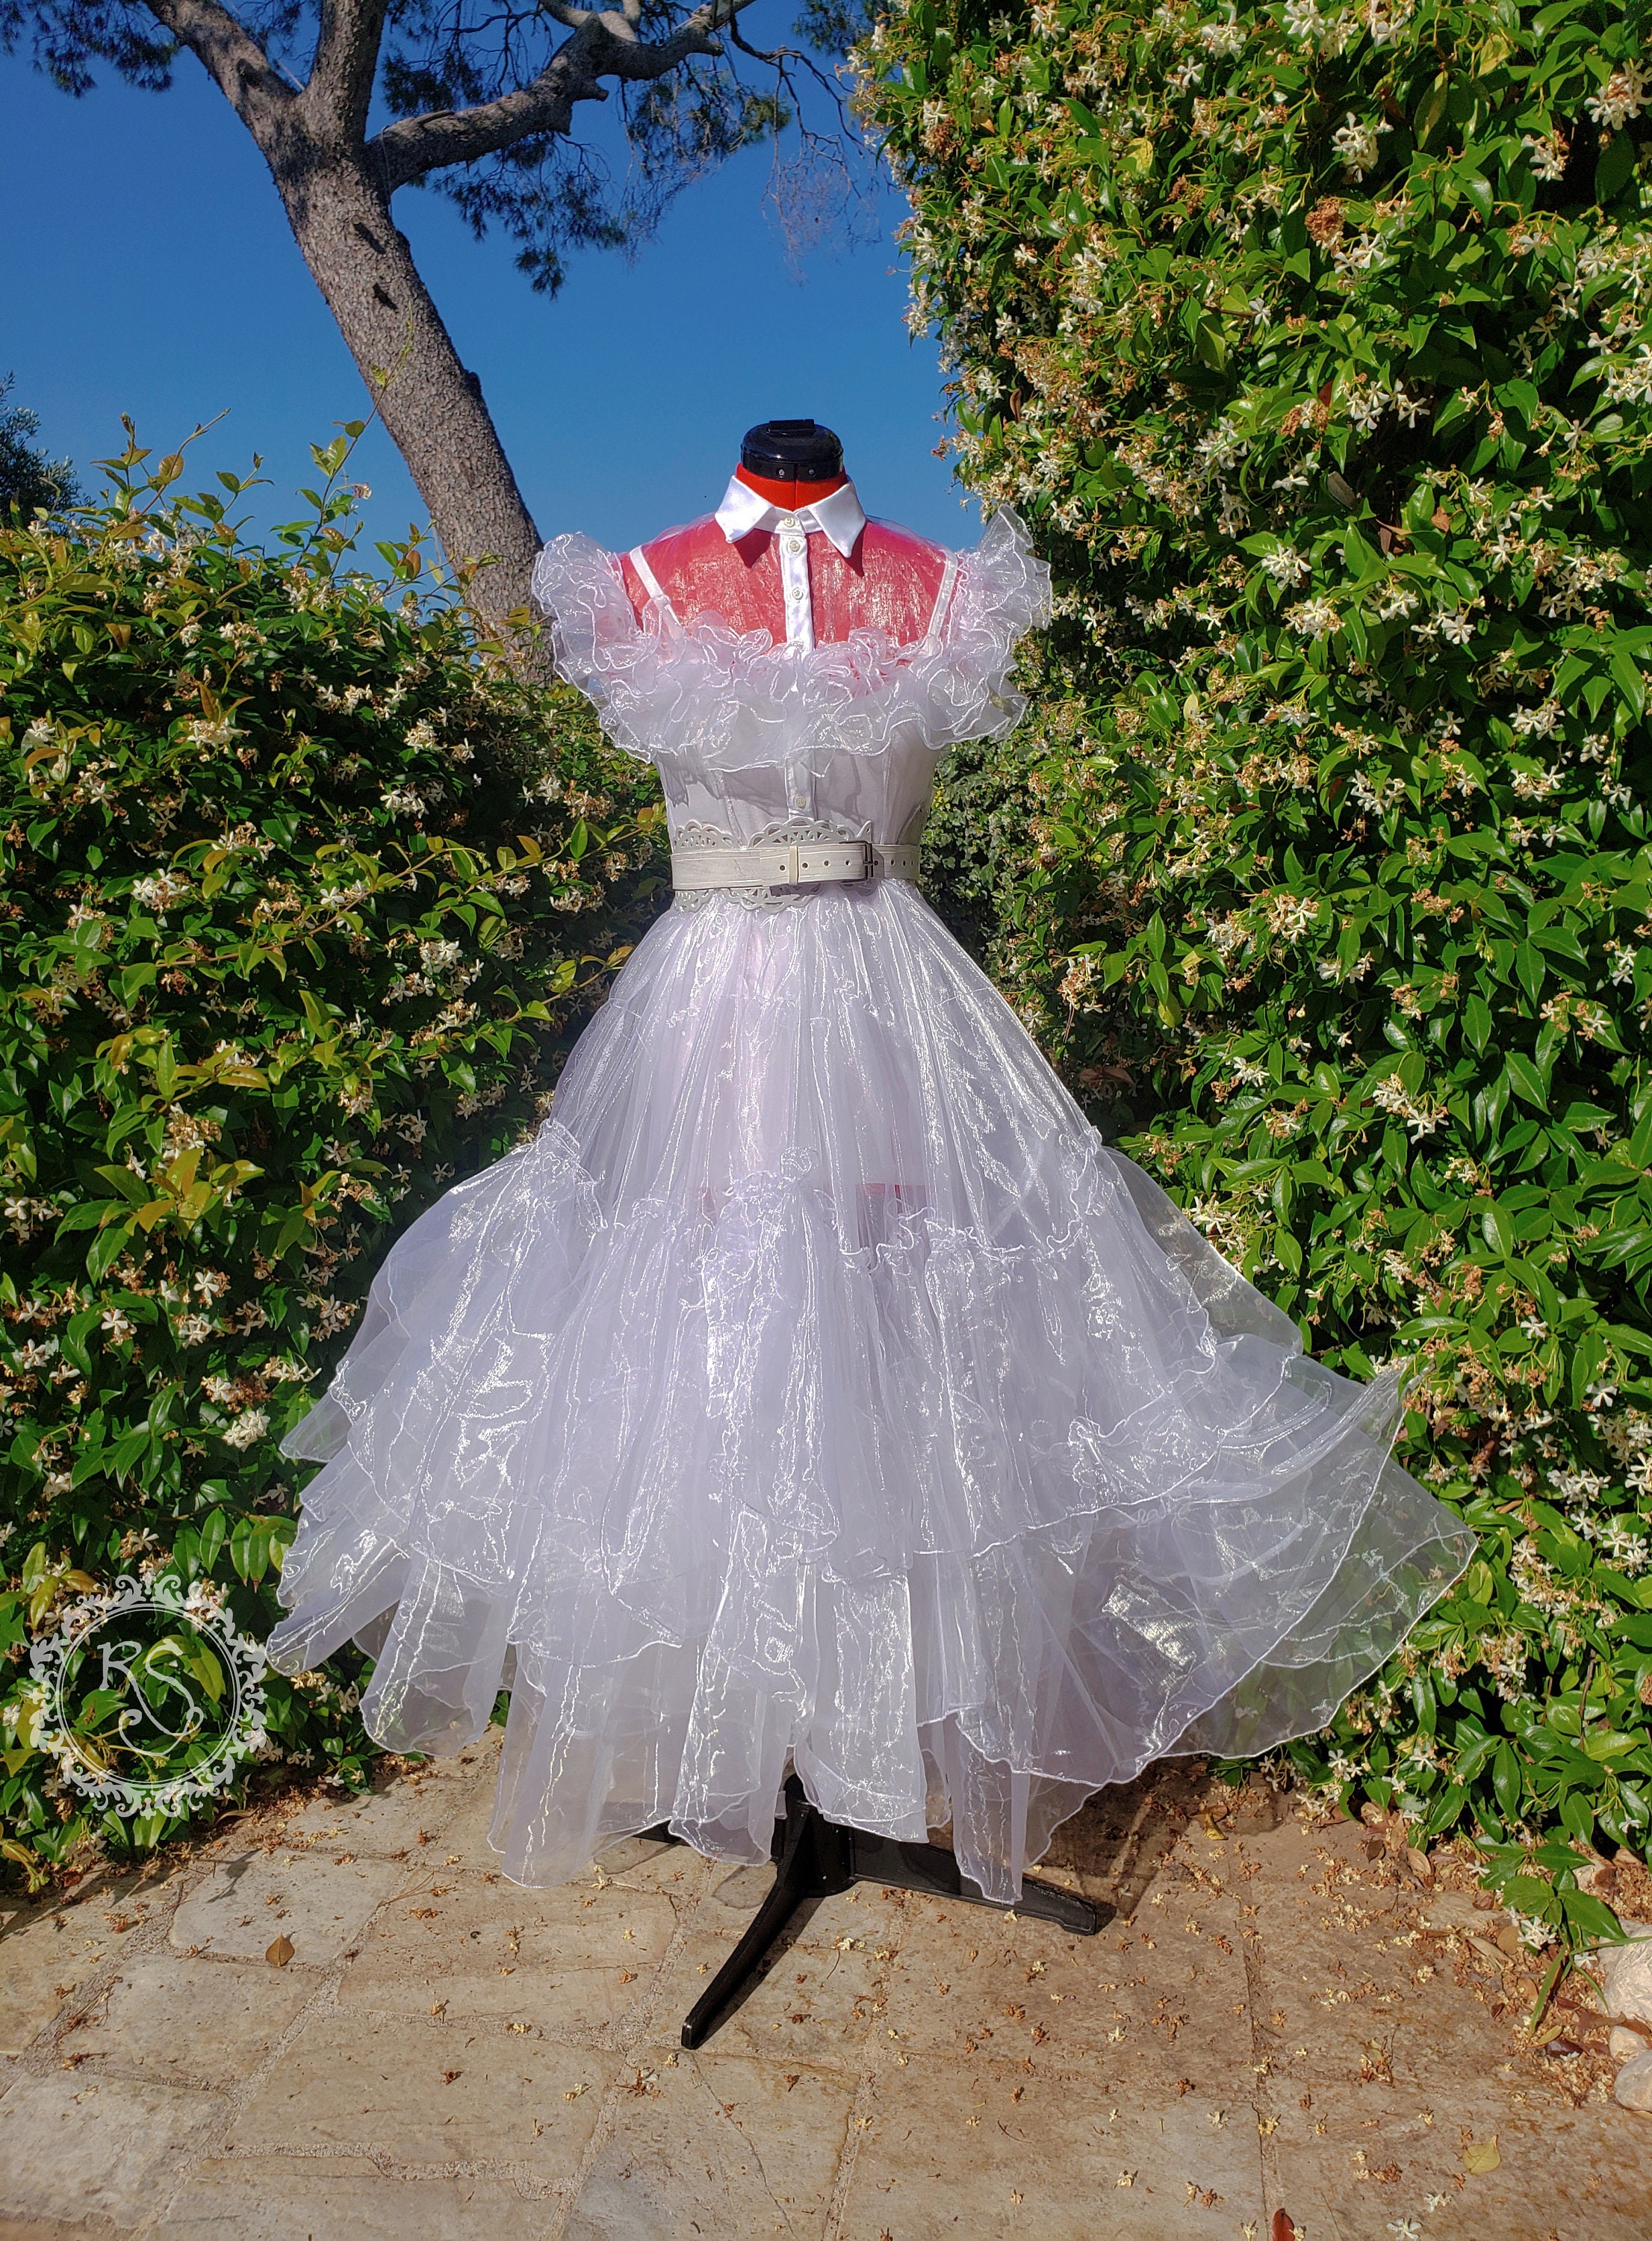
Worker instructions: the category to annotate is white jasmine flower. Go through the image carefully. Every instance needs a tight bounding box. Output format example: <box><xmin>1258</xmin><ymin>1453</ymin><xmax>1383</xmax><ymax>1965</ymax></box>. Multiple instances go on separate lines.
<box><xmin>221</xmin><ymin>1407</ymin><xmax>269</xmax><ymax>1450</ymax></box>
<box><xmin>1286</xmin><ymin>596</ymin><xmax>1341</xmax><ymax>637</ymax></box>
<box><xmin>1598</xmin><ymin>1519</ymin><xmax>1639</xmax><ymax>1564</ymax></box>
<box><xmin>1601</xmin><ymin>347</ymin><xmax>1652</xmax><ymax>409</ymax></box>
<box><xmin>184</xmin><ymin>716</ymin><xmax>239</xmax><ymax>749</ymax></box>
<box><xmin>1261</xmin><ymin>547</ymin><xmax>1311</xmax><ymax>587</ymax></box>
<box><xmin>1585</xmin><ymin>61</ymin><xmax>1646</xmax><ymax>132</ymax></box>
<box><xmin>1511</xmin><ymin>699</ymin><xmax>1562</xmax><ymax>739</ymax></box>
<box><xmin>131</xmin><ymin>872</ymin><xmax>190</xmax><ymax>911</ymax></box>
<box><xmin>1332</xmin><ymin>114</ymin><xmax>1381</xmax><ymax>182</ymax></box>
<box><xmin>1198</xmin><ymin>12</ymin><xmax>1246</xmax><ymax>55</ymax></box>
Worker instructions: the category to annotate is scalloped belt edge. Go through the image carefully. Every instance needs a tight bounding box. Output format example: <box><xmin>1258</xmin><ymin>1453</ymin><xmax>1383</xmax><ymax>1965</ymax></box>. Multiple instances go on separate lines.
<box><xmin>670</xmin><ymin>839</ymin><xmax>921</xmax><ymax>892</ymax></box>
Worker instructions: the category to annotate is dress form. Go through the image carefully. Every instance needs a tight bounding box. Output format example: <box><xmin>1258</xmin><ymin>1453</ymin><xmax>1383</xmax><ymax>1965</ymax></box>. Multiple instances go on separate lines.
<box><xmin>619</xmin><ymin>426</ymin><xmax>948</xmax><ymax>661</ymax></box>
<box><xmin>626</xmin><ymin>423</ymin><xmax>1104</xmax><ymax>2048</ymax></box>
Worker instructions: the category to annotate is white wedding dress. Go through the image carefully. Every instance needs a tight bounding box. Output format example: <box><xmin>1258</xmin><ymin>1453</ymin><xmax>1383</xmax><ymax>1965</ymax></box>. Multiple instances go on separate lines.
<box><xmin>267</xmin><ymin>511</ymin><xmax>1472</xmax><ymax>1899</ymax></box>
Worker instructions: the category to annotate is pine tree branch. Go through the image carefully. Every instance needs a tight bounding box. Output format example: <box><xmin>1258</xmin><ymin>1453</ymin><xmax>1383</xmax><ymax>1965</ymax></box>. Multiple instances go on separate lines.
<box><xmin>142</xmin><ymin>0</ymin><xmax>294</xmax><ymax>137</ymax></box>
<box><xmin>302</xmin><ymin>0</ymin><xmax>393</xmax><ymax>146</ymax></box>
<box><xmin>370</xmin><ymin>0</ymin><xmax>759</xmax><ymax>193</ymax></box>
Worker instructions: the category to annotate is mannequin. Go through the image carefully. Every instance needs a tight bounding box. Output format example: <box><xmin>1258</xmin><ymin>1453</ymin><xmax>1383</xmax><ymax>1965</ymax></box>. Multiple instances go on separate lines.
<box><xmin>618</xmin><ymin>418</ymin><xmax>951</xmax><ymax>652</ymax></box>
<box><xmin>623</xmin><ymin>420</ymin><xmax>1104</xmax><ymax>2046</ymax></box>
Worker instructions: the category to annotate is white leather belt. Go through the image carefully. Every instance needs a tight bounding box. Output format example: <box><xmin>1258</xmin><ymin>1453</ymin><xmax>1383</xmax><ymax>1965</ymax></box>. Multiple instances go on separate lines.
<box><xmin>671</xmin><ymin>838</ymin><xmax>921</xmax><ymax>893</ymax></box>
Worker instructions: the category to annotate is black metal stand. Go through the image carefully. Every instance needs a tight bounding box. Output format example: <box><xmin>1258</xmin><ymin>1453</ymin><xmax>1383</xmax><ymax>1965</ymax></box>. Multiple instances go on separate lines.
<box><xmin>671</xmin><ymin>1774</ymin><xmax>1107</xmax><ymax>2050</ymax></box>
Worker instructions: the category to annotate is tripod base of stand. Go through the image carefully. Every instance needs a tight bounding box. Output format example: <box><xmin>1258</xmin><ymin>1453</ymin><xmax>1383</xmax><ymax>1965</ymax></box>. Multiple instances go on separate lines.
<box><xmin>663</xmin><ymin>1776</ymin><xmax>1108</xmax><ymax>2051</ymax></box>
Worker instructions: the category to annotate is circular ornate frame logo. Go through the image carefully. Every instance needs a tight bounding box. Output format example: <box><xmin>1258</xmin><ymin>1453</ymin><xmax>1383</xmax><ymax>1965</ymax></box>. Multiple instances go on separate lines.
<box><xmin>29</xmin><ymin>1573</ymin><xmax>267</xmax><ymax>1817</ymax></box>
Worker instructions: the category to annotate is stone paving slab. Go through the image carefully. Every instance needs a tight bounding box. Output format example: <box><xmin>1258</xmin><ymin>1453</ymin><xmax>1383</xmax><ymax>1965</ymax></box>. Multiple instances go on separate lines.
<box><xmin>565</xmin><ymin>2052</ymin><xmax>857</xmax><ymax>2241</ymax></box>
<box><xmin>150</xmin><ymin>2157</ymin><xmax>550</xmax><ymax>2241</ymax></box>
<box><xmin>1</xmin><ymin>1903</ymin><xmax>101</xmax><ymax>2067</ymax></box>
<box><xmin>68</xmin><ymin>1953</ymin><xmax>318</xmax><ymax>2086</ymax></box>
<box><xmin>168</xmin><ymin>1850</ymin><xmax>409</xmax><ymax>1967</ymax></box>
<box><xmin>1</xmin><ymin>2071</ymin><xmax>224</xmax><ymax>2226</ymax></box>
<box><xmin>5</xmin><ymin>1737</ymin><xmax>1652</xmax><ymax>2240</ymax></box>
<box><xmin>2</xmin><ymin>1870</ymin><xmax>179</xmax><ymax>2062</ymax></box>
<box><xmin>227</xmin><ymin>2008</ymin><xmax>618</xmax><ymax>2172</ymax></box>
<box><xmin>276</xmin><ymin>1747</ymin><xmax>488</xmax><ymax>1859</ymax></box>
<box><xmin>835</xmin><ymin>2049</ymin><xmax>1261</xmax><ymax>2240</ymax></box>
<box><xmin>338</xmin><ymin>1865</ymin><xmax>679</xmax><ymax>2038</ymax></box>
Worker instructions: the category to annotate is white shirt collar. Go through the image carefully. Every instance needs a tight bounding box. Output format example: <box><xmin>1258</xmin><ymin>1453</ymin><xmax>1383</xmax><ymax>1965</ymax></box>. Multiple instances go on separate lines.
<box><xmin>712</xmin><ymin>472</ymin><xmax>866</xmax><ymax>560</ymax></box>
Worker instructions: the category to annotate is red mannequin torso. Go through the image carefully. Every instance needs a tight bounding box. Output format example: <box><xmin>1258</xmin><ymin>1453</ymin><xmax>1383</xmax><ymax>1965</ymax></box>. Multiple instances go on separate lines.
<box><xmin>617</xmin><ymin>466</ymin><xmax>951</xmax><ymax>648</ymax></box>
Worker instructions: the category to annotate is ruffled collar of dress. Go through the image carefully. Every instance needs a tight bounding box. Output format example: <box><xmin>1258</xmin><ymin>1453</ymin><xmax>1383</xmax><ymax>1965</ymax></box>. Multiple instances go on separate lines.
<box><xmin>529</xmin><ymin>507</ymin><xmax>1052</xmax><ymax>766</ymax></box>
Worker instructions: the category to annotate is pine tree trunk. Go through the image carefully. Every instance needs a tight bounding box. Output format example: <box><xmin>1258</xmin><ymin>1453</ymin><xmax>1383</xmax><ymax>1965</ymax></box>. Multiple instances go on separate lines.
<box><xmin>270</xmin><ymin>149</ymin><xmax>541</xmax><ymax>629</ymax></box>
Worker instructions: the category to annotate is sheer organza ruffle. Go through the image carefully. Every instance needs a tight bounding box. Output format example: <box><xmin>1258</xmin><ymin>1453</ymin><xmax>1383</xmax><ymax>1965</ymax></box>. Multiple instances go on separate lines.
<box><xmin>527</xmin><ymin>509</ymin><xmax>1052</xmax><ymax>770</ymax></box>
<box><xmin>267</xmin><ymin>884</ymin><xmax>1473</xmax><ymax>1898</ymax></box>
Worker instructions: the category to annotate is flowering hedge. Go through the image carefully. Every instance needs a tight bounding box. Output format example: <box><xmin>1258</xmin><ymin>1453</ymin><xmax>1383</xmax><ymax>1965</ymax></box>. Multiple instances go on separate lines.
<box><xmin>0</xmin><ymin>431</ymin><xmax>666</xmax><ymax>1880</ymax></box>
<box><xmin>863</xmin><ymin>0</ymin><xmax>1652</xmax><ymax>1929</ymax></box>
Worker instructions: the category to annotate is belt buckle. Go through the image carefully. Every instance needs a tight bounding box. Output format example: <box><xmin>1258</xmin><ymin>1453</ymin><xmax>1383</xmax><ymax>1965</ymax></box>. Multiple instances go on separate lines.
<box><xmin>768</xmin><ymin>833</ymin><xmax>873</xmax><ymax>888</ymax></box>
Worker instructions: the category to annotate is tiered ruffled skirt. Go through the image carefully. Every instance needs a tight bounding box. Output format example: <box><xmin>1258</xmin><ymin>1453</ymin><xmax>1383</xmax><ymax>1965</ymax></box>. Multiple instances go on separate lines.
<box><xmin>267</xmin><ymin>881</ymin><xmax>1472</xmax><ymax>1898</ymax></box>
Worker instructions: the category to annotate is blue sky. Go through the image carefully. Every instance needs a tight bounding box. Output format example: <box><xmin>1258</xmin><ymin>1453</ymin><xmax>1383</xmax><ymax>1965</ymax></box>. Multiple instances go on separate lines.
<box><xmin>1</xmin><ymin>34</ymin><xmax>963</xmax><ymax>560</ymax></box>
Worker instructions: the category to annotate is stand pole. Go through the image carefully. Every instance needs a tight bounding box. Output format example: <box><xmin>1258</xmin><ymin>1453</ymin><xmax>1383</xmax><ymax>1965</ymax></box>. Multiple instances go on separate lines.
<box><xmin>675</xmin><ymin>1775</ymin><xmax>1108</xmax><ymax>2051</ymax></box>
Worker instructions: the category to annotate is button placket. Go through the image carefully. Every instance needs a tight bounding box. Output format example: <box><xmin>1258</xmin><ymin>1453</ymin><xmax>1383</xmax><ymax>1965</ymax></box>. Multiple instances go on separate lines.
<box><xmin>775</xmin><ymin>513</ymin><xmax>815</xmax><ymax>654</ymax></box>
<box><xmin>774</xmin><ymin>515</ymin><xmax>814</xmax><ymax>814</ymax></box>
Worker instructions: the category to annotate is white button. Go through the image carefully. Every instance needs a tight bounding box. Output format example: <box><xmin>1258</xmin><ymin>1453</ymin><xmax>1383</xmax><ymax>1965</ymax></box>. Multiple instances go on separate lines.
<box><xmin>784</xmin><ymin>536</ymin><xmax>804</xmax><ymax>554</ymax></box>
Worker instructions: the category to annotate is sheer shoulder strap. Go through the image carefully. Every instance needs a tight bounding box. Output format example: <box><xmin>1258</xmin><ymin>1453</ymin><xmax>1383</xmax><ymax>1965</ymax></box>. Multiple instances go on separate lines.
<box><xmin>628</xmin><ymin>545</ymin><xmax>676</xmax><ymax>621</ymax></box>
<box><xmin>922</xmin><ymin>551</ymin><xmax>960</xmax><ymax>649</ymax></box>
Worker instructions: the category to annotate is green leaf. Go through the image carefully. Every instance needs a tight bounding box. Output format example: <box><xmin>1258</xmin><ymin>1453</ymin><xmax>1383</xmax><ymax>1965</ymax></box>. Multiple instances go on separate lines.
<box><xmin>55</xmin><ymin>1201</ymin><xmax>111</xmax><ymax>1235</ymax></box>
<box><xmin>228</xmin><ymin>1514</ymin><xmax>267</xmax><ymax>1586</ymax></box>
<box><xmin>1558</xmin><ymin>1789</ymin><xmax>1594</xmax><ymax>1845</ymax></box>
<box><xmin>1561</xmin><ymin>1890</ymin><xmax>1627</xmax><ymax>1941</ymax></box>
<box><xmin>1505</xmin><ymin>1053</ymin><xmax>1548</xmax><ymax>1111</ymax></box>
<box><xmin>196</xmin><ymin>1509</ymin><xmax>228</xmax><ymax>1573</ymax></box>
<box><xmin>85</xmin><ymin>1221</ymin><xmax>134</xmax><ymax>1280</ymax></box>
<box><xmin>1492</xmin><ymin>1742</ymin><xmax>1522</xmax><ymax>1823</ymax></box>
<box><xmin>1570</xmin><ymin>1327</ymin><xmax>1607</xmax><ymax>1410</ymax></box>
<box><xmin>188</xmin><ymin>1640</ymin><xmax>226</xmax><ymax>1705</ymax></box>
<box><xmin>1610</xmin><ymin>641</ymin><xmax>1646</xmax><ymax>719</ymax></box>
<box><xmin>1415</xmin><ymin>74</ymin><xmax>1450</xmax><ymax>150</ymax></box>
<box><xmin>1515</xmin><ymin>943</ymin><xmax>1546</xmax><ymax>1008</ymax></box>
<box><xmin>1482</xmin><ymin>1201</ymin><xmax>1515</xmax><ymax>1259</ymax></box>
<box><xmin>1461</xmin><ymin>171</ymin><xmax>1494</xmax><ymax>220</ymax></box>
<box><xmin>1595</xmin><ymin>128</ymin><xmax>1638</xmax><ymax>205</ymax></box>
<box><xmin>1342</xmin><ymin>524</ymin><xmax>1379</xmax><ymax>580</ymax></box>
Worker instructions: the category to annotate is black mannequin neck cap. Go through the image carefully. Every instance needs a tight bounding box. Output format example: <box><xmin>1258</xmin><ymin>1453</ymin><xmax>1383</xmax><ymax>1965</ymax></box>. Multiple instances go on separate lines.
<box><xmin>740</xmin><ymin>419</ymin><xmax>845</xmax><ymax>483</ymax></box>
